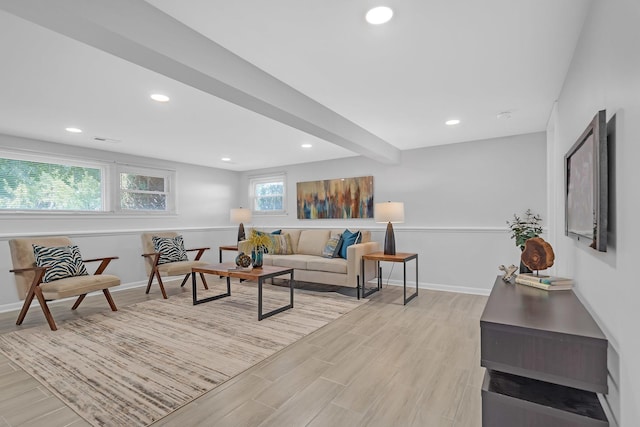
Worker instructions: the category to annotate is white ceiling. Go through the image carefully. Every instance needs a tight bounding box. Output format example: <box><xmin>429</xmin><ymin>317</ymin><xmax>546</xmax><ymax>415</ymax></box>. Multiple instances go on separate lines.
<box><xmin>0</xmin><ymin>0</ymin><xmax>590</xmax><ymax>171</ymax></box>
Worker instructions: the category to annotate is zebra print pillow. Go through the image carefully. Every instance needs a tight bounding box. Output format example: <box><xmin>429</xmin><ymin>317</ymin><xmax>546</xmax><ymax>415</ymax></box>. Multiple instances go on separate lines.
<box><xmin>152</xmin><ymin>235</ymin><xmax>188</xmax><ymax>265</ymax></box>
<box><xmin>32</xmin><ymin>245</ymin><xmax>89</xmax><ymax>283</ymax></box>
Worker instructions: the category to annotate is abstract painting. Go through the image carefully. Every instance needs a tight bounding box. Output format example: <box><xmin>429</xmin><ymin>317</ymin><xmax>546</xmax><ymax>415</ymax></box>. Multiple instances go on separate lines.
<box><xmin>296</xmin><ymin>176</ymin><xmax>374</xmax><ymax>219</ymax></box>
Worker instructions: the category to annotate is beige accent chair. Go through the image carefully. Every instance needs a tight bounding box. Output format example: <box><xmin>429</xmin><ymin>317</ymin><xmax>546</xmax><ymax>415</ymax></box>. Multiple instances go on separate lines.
<box><xmin>9</xmin><ymin>236</ymin><xmax>120</xmax><ymax>331</ymax></box>
<box><xmin>140</xmin><ymin>232</ymin><xmax>210</xmax><ymax>299</ymax></box>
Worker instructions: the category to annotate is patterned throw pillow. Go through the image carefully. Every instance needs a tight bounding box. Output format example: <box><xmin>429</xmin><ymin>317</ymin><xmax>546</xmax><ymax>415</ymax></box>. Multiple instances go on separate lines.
<box><xmin>255</xmin><ymin>230</ymin><xmax>282</xmax><ymax>253</ymax></box>
<box><xmin>267</xmin><ymin>234</ymin><xmax>294</xmax><ymax>255</ymax></box>
<box><xmin>338</xmin><ymin>229</ymin><xmax>362</xmax><ymax>259</ymax></box>
<box><xmin>32</xmin><ymin>244</ymin><xmax>88</xmax><ymax>283</ymax></box>
<box><xmin>152</xmin><ymin>236</ymin><xmax>188</xmax><ymax>265</ymax></box>
<box><xmin>322</xmin><ymin>234</ymin><xmax>343</xmax><ymax>258</ymax></box>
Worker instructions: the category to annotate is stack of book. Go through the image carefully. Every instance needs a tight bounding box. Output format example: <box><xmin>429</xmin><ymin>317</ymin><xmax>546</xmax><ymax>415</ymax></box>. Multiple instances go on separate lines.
<box><xmin>515</xmin><ymin>273</ymin><xmax>574</xmax><ymax>291</ymax></box>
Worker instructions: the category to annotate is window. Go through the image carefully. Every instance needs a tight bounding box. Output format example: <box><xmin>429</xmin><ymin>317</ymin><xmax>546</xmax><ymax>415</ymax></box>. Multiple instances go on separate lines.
<box><xmin>118</xmin><ymin>166</ymin><xmax>175</xmax><ymax>212</ymax></box>
<box><xmin>250</xmin><ymin>174</ymin><xmax>286</xmax><ymax>215</ymax></box>
<box><xmin>0</xmin><ymin>151</ymin><xmax>176</xmax><ymax>215</ymax></box>
<box><xmin>0</xmin><ymin>153</ymin><xmax>106</xmax><ymax>211</ymax></box>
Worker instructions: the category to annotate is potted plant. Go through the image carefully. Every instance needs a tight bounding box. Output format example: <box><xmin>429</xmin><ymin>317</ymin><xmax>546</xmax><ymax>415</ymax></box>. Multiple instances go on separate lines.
<box><xmin>247</xmin><ymin>229</ymin><xmax>274</xmax><ymax>268</ymax></box>
<box><xmin>507</xmin><ymin>209</ymin><xmax>543</xmax><ymax>272</ymax></box>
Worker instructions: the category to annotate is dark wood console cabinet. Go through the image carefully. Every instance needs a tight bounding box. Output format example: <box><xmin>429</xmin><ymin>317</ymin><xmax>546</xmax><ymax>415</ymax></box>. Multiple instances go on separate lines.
<box><xmin>480</xmin><ymin>277</ymin><xmax>609</xmax><ymax>426</ymax></box>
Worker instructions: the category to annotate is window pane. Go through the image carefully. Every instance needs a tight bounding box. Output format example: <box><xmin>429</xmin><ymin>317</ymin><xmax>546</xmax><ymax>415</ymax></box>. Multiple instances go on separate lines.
<box><xmin>119</xmin><ymin>172</ymin><xmax>169</xmax><ymax>212</ymax></box>
<box><xmin>0</xmin><ymin>157</ymin><xmax>102</xmax><ymax>211</ymax></box>
<box><xmin>120</xmin><ymin>173</ymin><xmax>165</xmax><ymax>192</ymax></box>
<box><xmin>120</xmin><ymin>191</ymin><xmax>166</xmax><ymax>210</ymax></box>
<box><xmin>256</xmin><ymin>196</ymin><xmax>283</xmax><ymax>211</ymax></box>
<box><xmin>256</xmin><ymin>182</ymin><xmax>283</xmax><ymax>196</ymax></box>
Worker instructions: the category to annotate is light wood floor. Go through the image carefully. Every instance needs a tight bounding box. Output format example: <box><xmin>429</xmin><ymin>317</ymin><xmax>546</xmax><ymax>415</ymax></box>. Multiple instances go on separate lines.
<box><xmin>0</xmin><ymin>278</ymin><xmax>487</xmax><ymax>427</ymax></box>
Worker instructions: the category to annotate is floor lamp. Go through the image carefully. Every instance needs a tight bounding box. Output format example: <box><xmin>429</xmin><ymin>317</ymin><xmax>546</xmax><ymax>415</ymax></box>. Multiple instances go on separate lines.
<box><xmin>230</xmin><ymin>208</ymin><xmax>252</xmax><ymax>242</ymax></box>
<box><xmin>374</xmin><ymin>201</ymin><xmax>405</xmax><ymax>255</ymax></box>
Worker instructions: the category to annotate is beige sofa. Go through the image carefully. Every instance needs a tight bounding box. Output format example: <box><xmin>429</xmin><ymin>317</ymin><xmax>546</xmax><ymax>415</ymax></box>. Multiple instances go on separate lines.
<box><xmin>238</xmin><ymin>229</ymin><xmax>379</xmax><ymax>288</ymax></box>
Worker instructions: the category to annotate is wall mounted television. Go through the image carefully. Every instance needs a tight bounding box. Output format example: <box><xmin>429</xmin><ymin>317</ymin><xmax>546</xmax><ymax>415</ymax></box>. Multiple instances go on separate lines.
<box><xmin>565</xmin><ymin>109</ymin><xmax>608</xmax><ymax>252</ymax></box>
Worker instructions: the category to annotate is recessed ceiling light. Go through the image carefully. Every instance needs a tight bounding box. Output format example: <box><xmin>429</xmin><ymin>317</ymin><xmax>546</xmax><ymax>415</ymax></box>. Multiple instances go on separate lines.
<box><xmin>221</xmin><ymin>157</ymin><xmax>231</xmax><ymax>162</ymax></box>
<box><xmin>301</xmin><ymin>143</ymin><xmax>312</xmax><ymax>148</ymax></box>
<box><xmin>445</xmin><ymin>119</ymin><xmax>461</xmax><ymax>126</ymax></box>
<box><xmin>65</xmin><ymin>127</ymin><xmax>82</xmax><ymax>133</ymax></box>
<box><xmin>150</xmin><ymin>94</ymin><xmax>170</xmax><ymax>102</ymax></box>
<box><xmin>366</xmin><ymin>6</ymin><xmax>393</xmax><ymax>25</ymax></box>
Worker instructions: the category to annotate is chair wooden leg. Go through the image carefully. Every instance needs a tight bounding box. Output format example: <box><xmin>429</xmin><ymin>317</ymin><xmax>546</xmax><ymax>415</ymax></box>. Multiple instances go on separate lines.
<box><xmin>180</xmin><ymin>274</ymin><xmax>189</xmax><ymax>287</ymax></box>
<box><xmin>156</xmin><ymin>272</ymin><xmax>168</xmax><ymax>299</ymax></box>
<box><xmin>16</xmin><ymin>289</ymin><xmax>36</xmax><ymax>325</ymax></box>
<box><xmin>103</xmin><ymin>289</ymin><xmax>118</xmax><ymax>311</ymax></box>
<box><xmin>146</xmin><ymin>269</ymin><xmax>168</xmax><ymax>299</ymax></box>
<box><xmin>71</xmin><ymin>294</ymin><xmax>87</xmax><ymax>310</ymax></box>
<box><xmin>200</xmin><ymin>273</ymin><xmax>209</xmax><ymax>290</ymax></box>
<box><xmin>145</xmin><ymin>270</ymin><xmax>155</xmax><ymax>294</ymax></box>
<box><xmin>33</xmin><ymin>287</ymin><xmax>57</xmax><ymax>331</ymax></box>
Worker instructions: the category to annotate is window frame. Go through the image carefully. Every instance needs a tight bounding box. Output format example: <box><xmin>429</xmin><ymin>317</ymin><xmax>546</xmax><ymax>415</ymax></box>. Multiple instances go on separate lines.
<box><xmin>249</xmin><ymin>173</ymin><xmax>287</xmax><ymax>216</ymax></box>
<box><xmin>115</xmin><ymin>164</ymin><xmax>176</xmax><ymax>214</ymax></box>
<box><xmin>0</xmin><ymin>149</ymin><xmax>110</xmax><ymax>214</ymax></box>
<box><xmin>0</xmin><ymin>150</ymin><xmax>178</xmax><ymax>217</ymax></box>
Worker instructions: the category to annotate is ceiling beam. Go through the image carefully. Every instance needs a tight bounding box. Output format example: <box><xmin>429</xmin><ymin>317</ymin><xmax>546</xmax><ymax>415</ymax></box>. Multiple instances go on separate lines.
<box><xmin>0</xmin><ymin>0</ymin><xmax>400</xmax><ymax>164</ymax></box>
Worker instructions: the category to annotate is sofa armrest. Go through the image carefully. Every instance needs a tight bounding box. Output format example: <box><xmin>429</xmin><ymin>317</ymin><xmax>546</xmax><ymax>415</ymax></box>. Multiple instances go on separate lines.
<box><xmin>346</xmin><ymin>241</ymin><xmax>380</xmax><ymax>287</ymax></box>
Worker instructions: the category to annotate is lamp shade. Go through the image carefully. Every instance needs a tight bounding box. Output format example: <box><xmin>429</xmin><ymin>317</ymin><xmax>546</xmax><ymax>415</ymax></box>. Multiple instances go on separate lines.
<box><xmin>230</xmin><ymin>208</ymin><xmax>252</xmax><ymax>224</ymax></box>
<box><xmin>230</xmin><ymin>207</ymin><xmax>252</xmax><ymax>242</ymax></box>
<box><xmin>374</xmin><ymin>202</ymin><xmax>405</xmax><ymax>224</ymax></box>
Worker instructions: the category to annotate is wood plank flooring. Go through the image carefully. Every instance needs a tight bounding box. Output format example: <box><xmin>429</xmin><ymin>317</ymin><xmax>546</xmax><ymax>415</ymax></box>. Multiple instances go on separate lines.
<box><xmin>0</xmin><ymin>277</ymin><xmax>487</xmax><ymax>426</ymax></box>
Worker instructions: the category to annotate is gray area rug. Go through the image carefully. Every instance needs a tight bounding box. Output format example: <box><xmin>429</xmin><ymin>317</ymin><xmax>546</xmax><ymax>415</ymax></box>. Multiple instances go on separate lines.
<box><xmin>0</xmin><ymin>282</ymin><xmax>366</xmax><ymax>426</ymax></box>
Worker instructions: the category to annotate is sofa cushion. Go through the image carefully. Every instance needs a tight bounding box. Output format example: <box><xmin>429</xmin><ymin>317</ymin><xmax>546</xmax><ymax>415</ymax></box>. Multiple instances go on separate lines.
<box><xmin>307</xmin><ymin>257</ymin><xmax>347</xmax><ymax>274</ymax></box>
<box><xmin>271</xmin><ymin>254</ymin><xmax>317</xmax><ymax>269</ymax></box>
<box><xmin>297</xmin><ymin>230</ymin><xmax>331</xmax><ymax>256</ymax></box>
<box><xmin>338</xmin><ymin>229</ymin><xmax>362</xmax><ymax>259</ymax></box>
<box><xmin>322</xmin><ymin>234</ymin><xmax>342</xmax><ymax>258</ymax></box>
<box><xmin>40</xmin><ymin>274</ymin><xmax>120</xmax><ymax>300</ymax></box>
<box><xmin>33</xmin><ymin>244</ymin><xmax>89</xmax><ymax>283</ymax></box>
<box><xmin>157</xmin><ymin>260</ymin><xmax>209</xmax><ymax>276</ymax></box>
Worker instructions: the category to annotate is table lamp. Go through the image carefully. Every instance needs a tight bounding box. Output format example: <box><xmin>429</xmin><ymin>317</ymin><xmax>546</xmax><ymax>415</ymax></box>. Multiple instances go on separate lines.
<box><xmin>374</xmin><ymin>201</ymin><xmax>404</xmax><ymax>255</ymax></box>
<box><xmin>230</xmin><ymin>207</ymin><xmax>252</xmax><ymax>242</ymax></box>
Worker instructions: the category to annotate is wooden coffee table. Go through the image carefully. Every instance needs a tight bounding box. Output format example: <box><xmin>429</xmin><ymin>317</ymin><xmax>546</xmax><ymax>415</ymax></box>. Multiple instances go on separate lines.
<box><xmin>191</xmin><ymin>263</ymin><xmax>294</xmax><ymax>320</ymax></box>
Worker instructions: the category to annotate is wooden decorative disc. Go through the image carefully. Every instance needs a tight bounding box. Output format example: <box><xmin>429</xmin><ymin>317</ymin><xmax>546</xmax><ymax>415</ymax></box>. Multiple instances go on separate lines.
<box><xmin>521</xmin><ymin>237</ymin><xmax>555</xmax><ymax>271</ymax></box>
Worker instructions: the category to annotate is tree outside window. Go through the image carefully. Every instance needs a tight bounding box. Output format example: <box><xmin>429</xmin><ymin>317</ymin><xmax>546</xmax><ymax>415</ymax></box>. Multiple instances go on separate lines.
<box><xmin>120</xmin><ymin>172</ymin><xmax>167</xmax><ymax>211</ymax></box>
<box><xmin>0</xmin><ymin>157</ymin><xmax>103</xmax><ymax>211</ymax></box>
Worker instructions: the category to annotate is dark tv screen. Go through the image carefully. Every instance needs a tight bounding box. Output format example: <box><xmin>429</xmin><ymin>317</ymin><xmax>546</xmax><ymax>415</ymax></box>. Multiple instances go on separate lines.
<box><xmin>565</xmin><ymin>110</ymin><xmax>607</xmax><ymax>252</ymax></box>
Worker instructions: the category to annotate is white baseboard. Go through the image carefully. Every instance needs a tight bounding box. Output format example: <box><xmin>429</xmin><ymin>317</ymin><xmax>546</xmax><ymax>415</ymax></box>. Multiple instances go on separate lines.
<box><xmin>367</xmin><ymin>279</ymin><xmax>491</xmax><ymax>296</ymax></box>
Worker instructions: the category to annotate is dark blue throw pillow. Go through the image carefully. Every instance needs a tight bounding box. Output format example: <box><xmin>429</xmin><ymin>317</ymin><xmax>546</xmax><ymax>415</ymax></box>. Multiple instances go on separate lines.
<box><xmin>255</xmin><ymin>229</ymin><xmax>282</xmax><ymax>235</ymax></box>
<box><xmin>339</xmin><ymin>229</ymin><xmax>362</xmax><ymax>259</ymax></box>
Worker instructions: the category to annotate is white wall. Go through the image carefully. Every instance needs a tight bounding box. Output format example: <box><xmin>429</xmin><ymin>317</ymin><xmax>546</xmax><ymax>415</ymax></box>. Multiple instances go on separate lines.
<box><xmin>241</xmin><ymin>132</ymin><xmax>547</xmax><ymax>294</ymax></box>
<box><xmin>548</xmin><ymin>0</ymin><xmax>640</xmax><ymax>424</ymax></box>
<box><xmin>0</xmin><ymin>134</ymin><xmax>240</xmax><ymax>308</ymax></box>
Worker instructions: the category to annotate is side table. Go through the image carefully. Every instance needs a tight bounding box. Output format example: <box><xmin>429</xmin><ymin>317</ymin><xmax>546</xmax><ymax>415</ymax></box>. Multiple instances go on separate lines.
<box><xmin>219</xmin><ymin>245</ymin><xmax>239</xmax><ymax>263</ymax></box>
<box><xmin>360</xmin><ymin>251</ymin><xmax>418</xmax><ymax>305</ymax></box>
